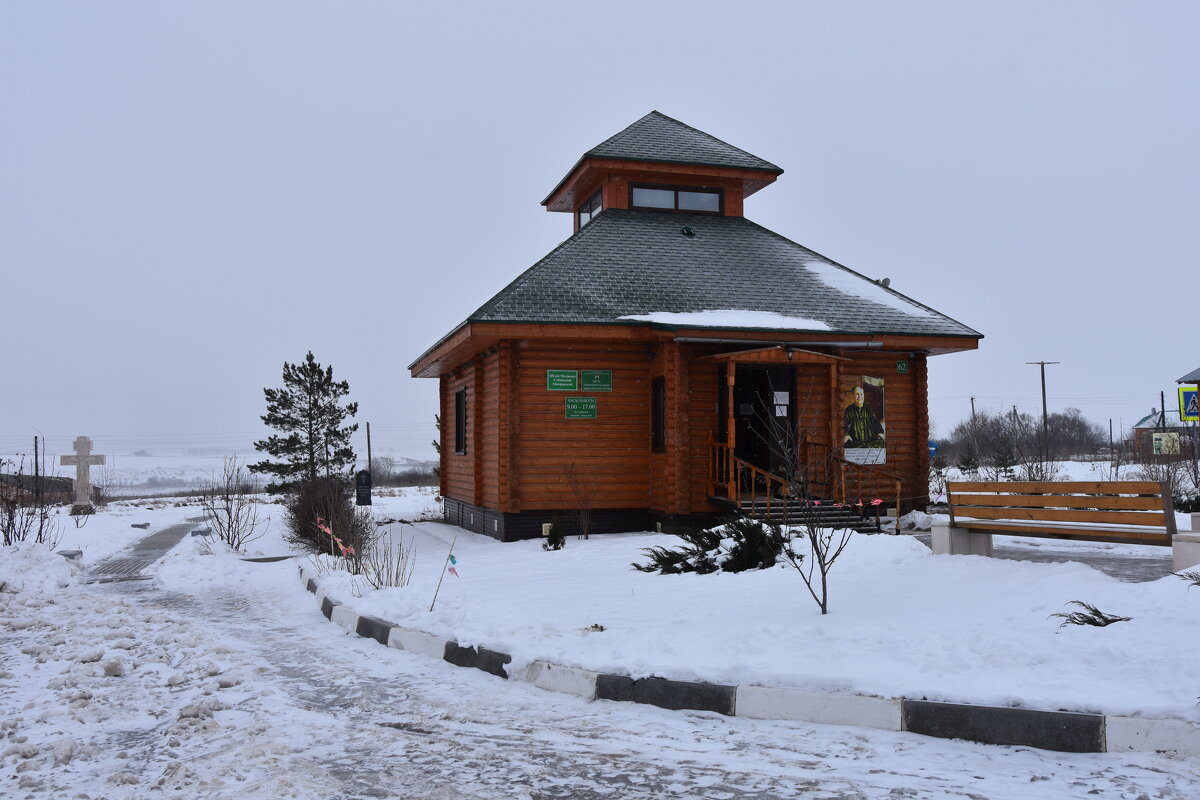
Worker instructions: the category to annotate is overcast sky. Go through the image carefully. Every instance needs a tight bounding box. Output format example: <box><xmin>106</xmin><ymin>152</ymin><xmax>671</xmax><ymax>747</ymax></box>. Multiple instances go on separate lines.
<box><xmin>3</xmin><ymin>1</ymin><xmax>1196</xmax><ymax>460</ymax></box>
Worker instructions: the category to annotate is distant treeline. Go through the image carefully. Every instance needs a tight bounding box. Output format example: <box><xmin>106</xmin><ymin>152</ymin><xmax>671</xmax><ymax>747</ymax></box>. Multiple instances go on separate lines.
<box><xmin>938</xmin><ymin>407</ymin><xmax>1107</xmax><ymax>469</ymax></box>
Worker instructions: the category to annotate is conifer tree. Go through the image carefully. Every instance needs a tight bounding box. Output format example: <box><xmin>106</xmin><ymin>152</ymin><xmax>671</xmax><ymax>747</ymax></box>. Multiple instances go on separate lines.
<box><xmin>249</xmin><ymin>352</ymin><xmax>359</xmax><ymax>493</ymax></box>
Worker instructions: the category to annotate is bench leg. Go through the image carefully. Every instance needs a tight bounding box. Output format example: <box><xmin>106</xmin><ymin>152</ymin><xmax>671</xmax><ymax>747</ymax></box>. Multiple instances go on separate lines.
<box><xmin>931</xmin><ymin>522</ymin><xmax>993</xmax><ymax>557</ymax></box>
<box><xmin>1173</xmin><ymin>533</ymin><xmax>1200</xmax><ymax>572</ymax></box>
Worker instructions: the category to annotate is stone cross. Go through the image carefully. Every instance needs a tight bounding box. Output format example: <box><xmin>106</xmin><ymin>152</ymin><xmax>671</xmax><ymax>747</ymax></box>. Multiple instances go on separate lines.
<box><xmin>61</xmin><ymin>436</ymin><xmax>105</xmax><ymax>513</ymax></box>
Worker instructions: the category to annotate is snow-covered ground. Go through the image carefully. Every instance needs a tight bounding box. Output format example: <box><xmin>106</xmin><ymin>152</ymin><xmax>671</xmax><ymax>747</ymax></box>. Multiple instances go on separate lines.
<box><xmin>5</xmin><ymin>491</ymin><xmax>1200</xmax><ymax>798</ymax></box>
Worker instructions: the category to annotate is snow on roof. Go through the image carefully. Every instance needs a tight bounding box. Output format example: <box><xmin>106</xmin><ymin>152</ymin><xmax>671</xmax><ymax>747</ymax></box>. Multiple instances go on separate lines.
<box><xmin>803</xmin><ymin>261</ymin><xmax>935</xmax><ymax>318</ymax></box>
<box><xmin>618</xmin><ymin>309</ymin><xmax>832</xmax><ymax>331</ymax></box>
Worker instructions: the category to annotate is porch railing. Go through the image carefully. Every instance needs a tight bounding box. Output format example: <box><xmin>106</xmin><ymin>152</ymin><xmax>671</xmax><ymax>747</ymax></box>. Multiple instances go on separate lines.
<box><xmin>709</xmin><ymin>437</ymin><xmax>904</xmax><ymax>523</ymax></box>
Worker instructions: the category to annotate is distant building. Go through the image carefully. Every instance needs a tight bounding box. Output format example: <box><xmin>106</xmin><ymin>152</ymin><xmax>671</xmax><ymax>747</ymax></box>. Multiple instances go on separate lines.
<box><xmin>1128</xmin><ymin>407</ymin><xmax>1197</xmax><ymax>460</ymax></box>
<box><xmin>0</xmin><ymin>474</ymin><xmax>74</xmax><ymax>504</ymax></box>
<box><xmin>410</xmin><ymin>112</ymin><xmax>982</xmax><ymax>540</ymax></box>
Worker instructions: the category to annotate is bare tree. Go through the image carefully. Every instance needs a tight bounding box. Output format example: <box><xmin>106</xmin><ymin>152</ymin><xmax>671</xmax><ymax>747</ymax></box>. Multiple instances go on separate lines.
<box><xmin>751</xmin><ymin>377</ymin><xmax>856</xmax><ymax>615</ymax></box>
<box><xmin>199</xmin><ymin>456</ymin><xmax>265</xmax><ymax>552</ymax></box>
<box><xmin>0</xmin><ymin>457</ymin><xmax>62</xmax><ymax>549</ymax></box>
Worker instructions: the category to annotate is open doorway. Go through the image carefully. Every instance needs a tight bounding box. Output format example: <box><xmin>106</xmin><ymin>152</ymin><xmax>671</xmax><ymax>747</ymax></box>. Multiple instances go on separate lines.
<box><xmin>732</xmin><ymin>364</ymin><xmax>795</xmax><ymax>475</ymax></box>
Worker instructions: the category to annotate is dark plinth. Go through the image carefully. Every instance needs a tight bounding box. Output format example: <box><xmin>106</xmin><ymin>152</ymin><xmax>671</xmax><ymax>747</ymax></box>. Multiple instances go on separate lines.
<box><xmin>902</xmin><ymin>700</ymin><xmax>1105</xmax><ymax>753</ymax></box>
<box><xmin>443</xmin><ymin>643</ymin><xmax>512</xmax><ymax>679</ymax></box>
<box><xmin>595</xmin><ymin>675</ymin><xmax>735</xmax><ymax>716</ymax></box>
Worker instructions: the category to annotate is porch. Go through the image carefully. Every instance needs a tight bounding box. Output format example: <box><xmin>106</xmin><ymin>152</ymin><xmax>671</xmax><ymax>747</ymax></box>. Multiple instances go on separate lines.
<box><xmin>701</xmin><ymin>345</ymin><xmax>903</xmax><ymax>529</ymax></box>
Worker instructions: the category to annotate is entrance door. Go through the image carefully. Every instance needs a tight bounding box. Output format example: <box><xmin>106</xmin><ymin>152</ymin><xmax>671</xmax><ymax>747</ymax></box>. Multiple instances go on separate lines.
<box><xmin>733</xmin><ymin>365</ymin><xmax>795</xmax><ymax>475</ymax></box>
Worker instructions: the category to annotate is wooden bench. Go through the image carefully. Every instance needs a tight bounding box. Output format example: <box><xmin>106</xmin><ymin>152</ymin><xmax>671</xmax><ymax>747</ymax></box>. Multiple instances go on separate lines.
<box><xmin>932</xmin><ymin>481</ymin><xmax>1200</xmax><ymax>570</ymax></box>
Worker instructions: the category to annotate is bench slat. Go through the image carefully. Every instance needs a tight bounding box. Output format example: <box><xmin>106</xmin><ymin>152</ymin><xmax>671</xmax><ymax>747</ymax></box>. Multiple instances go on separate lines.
<box><xmin>958</xmin><ymin>520</ymin><xmax>1172</xmax><ymax>546</ymax></box>
<box><xmin>947</xmin><ymin>493</ymin><xmax>1165</xmax><ymax>511</ymax></box>
<box><xmin>950</xmin><ymin>505</ymin><xmax>1166</xmax><ymax>526</ymax></box>
<box><xmin>948</xmin><ymin>480</ymin><xmax>1165</xmax><ymax>495</ymax></box>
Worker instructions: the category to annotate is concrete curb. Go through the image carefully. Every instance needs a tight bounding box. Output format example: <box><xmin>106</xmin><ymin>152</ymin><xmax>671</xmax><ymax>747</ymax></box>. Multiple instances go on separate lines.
<box><xmin>298</xmin><ymin>566</ymin><xmax>1200</xmax><ymax>757</ymax></box>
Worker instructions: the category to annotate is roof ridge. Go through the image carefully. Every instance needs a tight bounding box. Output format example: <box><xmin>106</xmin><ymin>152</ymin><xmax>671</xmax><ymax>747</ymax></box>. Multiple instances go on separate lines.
<box><xmin>634</xmin><ymin>110</ymin><xmax>780</xmax><ymax>171</ymax></box>
<box><xmin>583</xmin><ymin>110</ymin><xmax>781</xmax><ymax>172</ymax></box>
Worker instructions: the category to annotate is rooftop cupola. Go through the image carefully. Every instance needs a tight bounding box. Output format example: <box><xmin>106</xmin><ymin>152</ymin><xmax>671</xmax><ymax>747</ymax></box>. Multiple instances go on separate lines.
<box><xmin>542</xmin><ymin>111</ymin><xmax>784</xmax><ymax>232</ymax></box>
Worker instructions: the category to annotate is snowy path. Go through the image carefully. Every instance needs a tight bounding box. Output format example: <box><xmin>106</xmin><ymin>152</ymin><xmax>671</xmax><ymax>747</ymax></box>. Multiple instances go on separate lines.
<box><xmin>5</xmin><ymin>553</ymin><xmax>1200</xmax><ymax>800</ymax></box>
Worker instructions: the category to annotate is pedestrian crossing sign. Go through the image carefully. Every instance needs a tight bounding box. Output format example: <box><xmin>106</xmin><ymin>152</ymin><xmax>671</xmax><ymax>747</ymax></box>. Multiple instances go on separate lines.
<box><xmin>1179</xmin><ymin>386</ymin><xmax>1199</xmax><ymax>422</ymax></box>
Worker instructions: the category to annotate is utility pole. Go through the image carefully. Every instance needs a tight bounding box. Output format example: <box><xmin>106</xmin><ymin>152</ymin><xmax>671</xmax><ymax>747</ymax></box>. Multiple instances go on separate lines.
<box><xmin>1026</xmin><ymin>361</ymin><xmax>1060</xmax><ymax>460</ymax></box>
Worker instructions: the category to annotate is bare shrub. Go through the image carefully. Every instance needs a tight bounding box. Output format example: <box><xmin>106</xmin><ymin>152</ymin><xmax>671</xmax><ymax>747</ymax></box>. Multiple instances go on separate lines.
<box><xmin>359</xmin><ymin>532</ymin><xmax>417</xmax><ymax>590</ymax></box>
<box><xmin>564</xmin><ymin>462</ymin><xmax>592</xmax><ymax>540</ymax></box>
<box><xmin>0</xmin><ymin>458</ymin><xmax>62</xmax><ymax>549</ymax></box>
<box><xmin>285</xmin><ymin>477</ymin><xmax>375</xmax><ymax>570</ymax></box>
<box><xmin>1130</xmin><ymin>449</ymin><xmax>1198</xmax><ymax>501</ymax></box>
<box><xmin>199</xmin><ymin>456</ymin><xmax>265</xmax><ymax>553</ymax></box>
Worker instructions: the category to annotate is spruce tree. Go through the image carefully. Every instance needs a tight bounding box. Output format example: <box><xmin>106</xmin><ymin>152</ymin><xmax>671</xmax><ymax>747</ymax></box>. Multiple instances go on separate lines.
<box><xmin>249</xmin><ymin>352</ymin><xmax>359</xmax><ymax>493</ymax></box>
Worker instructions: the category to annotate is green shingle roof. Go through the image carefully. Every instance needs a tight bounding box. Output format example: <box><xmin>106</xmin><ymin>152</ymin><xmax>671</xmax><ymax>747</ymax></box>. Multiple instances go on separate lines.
<box><xmin>466</xmin><ymin>209</ymin><xmax>980</xmax><ymax>339</ymax></box>
<box><xmin>584</xmin><ymin>111</ymin><xmax>782</xmax><ymax>173</ymax></box>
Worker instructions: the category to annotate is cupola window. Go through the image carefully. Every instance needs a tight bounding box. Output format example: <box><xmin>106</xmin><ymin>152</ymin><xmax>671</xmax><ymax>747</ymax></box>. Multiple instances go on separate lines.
<box><xmin>577</xmin><ymin>189</ymin><xmax>602</xmax><ymax>228</ymax></box>
<box><xmin>631</xmin><ymin>184</ymin><xmax>722</xmax><ymax>214</ymax></box>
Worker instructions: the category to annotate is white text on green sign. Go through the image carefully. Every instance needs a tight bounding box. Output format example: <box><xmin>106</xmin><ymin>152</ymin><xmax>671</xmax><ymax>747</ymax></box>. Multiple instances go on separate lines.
<box><xmin>546</xmin><ymin>370</ymin><xmax>578</xmax><ymax>391</ymax></box>
<box><xmin>565</xmin><ymin>398</ymin><xmax>598</xmax><ymax>419</ymax></box>
<box><xmin>581</xmin><ymin>370</ymin><xmax>613</xmax><ymax>392</ymax></box>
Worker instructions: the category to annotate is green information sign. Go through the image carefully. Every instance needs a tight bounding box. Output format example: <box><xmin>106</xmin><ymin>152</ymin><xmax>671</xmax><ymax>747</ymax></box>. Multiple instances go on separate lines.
<box><xmin>565</xmin><ymin>397</ymin><xmax>598</xmax><ymax>419</ymax></box>
<box><xmin>896</xmin><ymin>360</ymin><xmax>909</xmax><ymax>374</ymax></box>
<box><xmin>581</xmin><ymin>370</ymin><xmax>613</xmax><ymax>392</ymax></box>
<box><xmin>546</xmin><ymin>370</ymin><xmax>579</xmax><ymax>391</ymax></box>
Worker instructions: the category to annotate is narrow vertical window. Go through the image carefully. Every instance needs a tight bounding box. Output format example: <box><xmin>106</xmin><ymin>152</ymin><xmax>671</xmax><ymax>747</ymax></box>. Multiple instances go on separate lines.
<box><xmin>651</xmin><ymin>377</ymin><xmax>666</xmax><ymax>452</ymax></box>
<box><xmin>454</xmin><ymin>388</ymin><xmax>467</xmax><ymax>455</ymax></box>
<box><xmin>577</xmin><ymin>189</ymin><xmax>602</xmax><ymax>228</ymax></box>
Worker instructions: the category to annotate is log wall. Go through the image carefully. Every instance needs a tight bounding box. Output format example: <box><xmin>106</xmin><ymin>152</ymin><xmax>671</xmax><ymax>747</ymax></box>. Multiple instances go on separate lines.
<box><xmin>512</xmin><ymin>340</ymin><xmax>651</xmax><ymax>510</ymax></box>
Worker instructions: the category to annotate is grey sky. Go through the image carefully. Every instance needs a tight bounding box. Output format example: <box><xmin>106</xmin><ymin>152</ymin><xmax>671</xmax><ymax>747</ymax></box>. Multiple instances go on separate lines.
<box><xmin>3</xmin><ymin>1</ymin><xmax>1196</xmax><ymax>459</ymax></box>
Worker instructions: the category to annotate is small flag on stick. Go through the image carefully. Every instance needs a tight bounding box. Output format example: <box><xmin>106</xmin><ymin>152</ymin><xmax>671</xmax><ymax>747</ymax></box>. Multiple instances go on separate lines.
<box><xmin>429</xmin><ymin>536</ymin><xmax>459</xmax><ymax>612</ymax></box>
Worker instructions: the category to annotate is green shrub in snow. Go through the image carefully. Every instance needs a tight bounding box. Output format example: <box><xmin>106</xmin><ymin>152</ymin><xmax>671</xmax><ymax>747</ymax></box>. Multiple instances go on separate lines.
<box><xmin>632</xmin><ymin>517</ymin><xmax>788</xmax><ymax>575</ymax></box>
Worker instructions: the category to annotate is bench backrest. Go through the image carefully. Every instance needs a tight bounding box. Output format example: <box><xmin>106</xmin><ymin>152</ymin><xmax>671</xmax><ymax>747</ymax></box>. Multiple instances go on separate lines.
<box><xmin>946</xmin><ymin>481</ymin><xmax>1177</xmax><ymax>535</ymax></box>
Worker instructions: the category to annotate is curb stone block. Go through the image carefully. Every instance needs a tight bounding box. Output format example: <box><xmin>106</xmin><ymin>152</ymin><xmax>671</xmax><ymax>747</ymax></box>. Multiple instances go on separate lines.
<box><xmin>356</xmin><ymin>616</ymin><xmax>394</xmax><ymax>645</ymax></box>
<box><xmin>305</xmin><ymin>578</ymin><xmax>317</xmax><ymax>594</ymax></box>
<box><xmin>1106</xmin><ymin>716</ymin><xmax>1200</xmax><ymax>757</ymax></box>
<box><xmin>903</xmin><ymin>700</ymin><xmax>1104</xmax><ymax>753</ymax></box>
<box><xmin>444</xmin><ymin>642</ymin><xmax>512</xmax><ymax>679</ymax></box>
<box><xmin>331</xmin><ymin>605</ymin><xmax>358</xmax><ymax>631</ymax></box>
<box><xmin>319</xmin><ymin>596</ymin><xmax>337</xmax><ymax>621</ymax></box>
<box><xmin>388</xmin><ymin>627</ymin><xmax>449</xmax><ymax>660</ymax></box>
<box><xmin>736</xmin><ymin>686</ymin><xmax>902</xmax><ymax>730</ymax></box>
<box><xmin>596</xmin><ymin>675</ymin><xmax>735</xmax><ymax>715</ymax></box>
<box><xmin>523</xmin><ymin>661</ymin><xmax>598</xmax><ymax>700</ymax></box>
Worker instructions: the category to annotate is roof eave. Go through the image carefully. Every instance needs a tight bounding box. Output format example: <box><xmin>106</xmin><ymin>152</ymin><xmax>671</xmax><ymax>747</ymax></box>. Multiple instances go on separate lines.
<box><xmin>541</xmin><ymin>156</ymin><xmax>784</xmax><ymax>212</ymax></box>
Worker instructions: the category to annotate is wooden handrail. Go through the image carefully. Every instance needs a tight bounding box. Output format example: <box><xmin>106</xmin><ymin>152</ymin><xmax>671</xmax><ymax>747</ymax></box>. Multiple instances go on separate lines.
<box><xmin>710</xmin><ymin>436</ymin><xmax>905</xmax><ymax>525</ymax></box>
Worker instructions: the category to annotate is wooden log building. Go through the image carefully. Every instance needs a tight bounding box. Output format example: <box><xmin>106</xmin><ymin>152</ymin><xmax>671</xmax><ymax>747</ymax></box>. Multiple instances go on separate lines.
<box><xmin>410</xmin><ymin>112</ymin><xmax>982</xmax><ymax>540</ymax></box>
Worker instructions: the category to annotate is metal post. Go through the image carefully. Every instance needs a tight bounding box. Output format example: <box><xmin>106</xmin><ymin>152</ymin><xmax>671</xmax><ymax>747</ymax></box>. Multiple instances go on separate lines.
<box><xmin>366</xmin><ymin>421</ymin><xmax>373</xmax><ymax>481</ymax></box>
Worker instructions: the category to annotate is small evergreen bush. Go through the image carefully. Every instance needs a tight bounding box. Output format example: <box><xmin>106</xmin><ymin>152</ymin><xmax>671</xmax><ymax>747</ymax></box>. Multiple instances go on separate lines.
<box><xmin>543</xmin><ymin>518</ymin><xmax>565</xmax><ymax>551</ymax></box>
<box><xmin>633</xmin><ymin>517</ymin><xmax>788</xmax><ymax>574</ymax></box>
